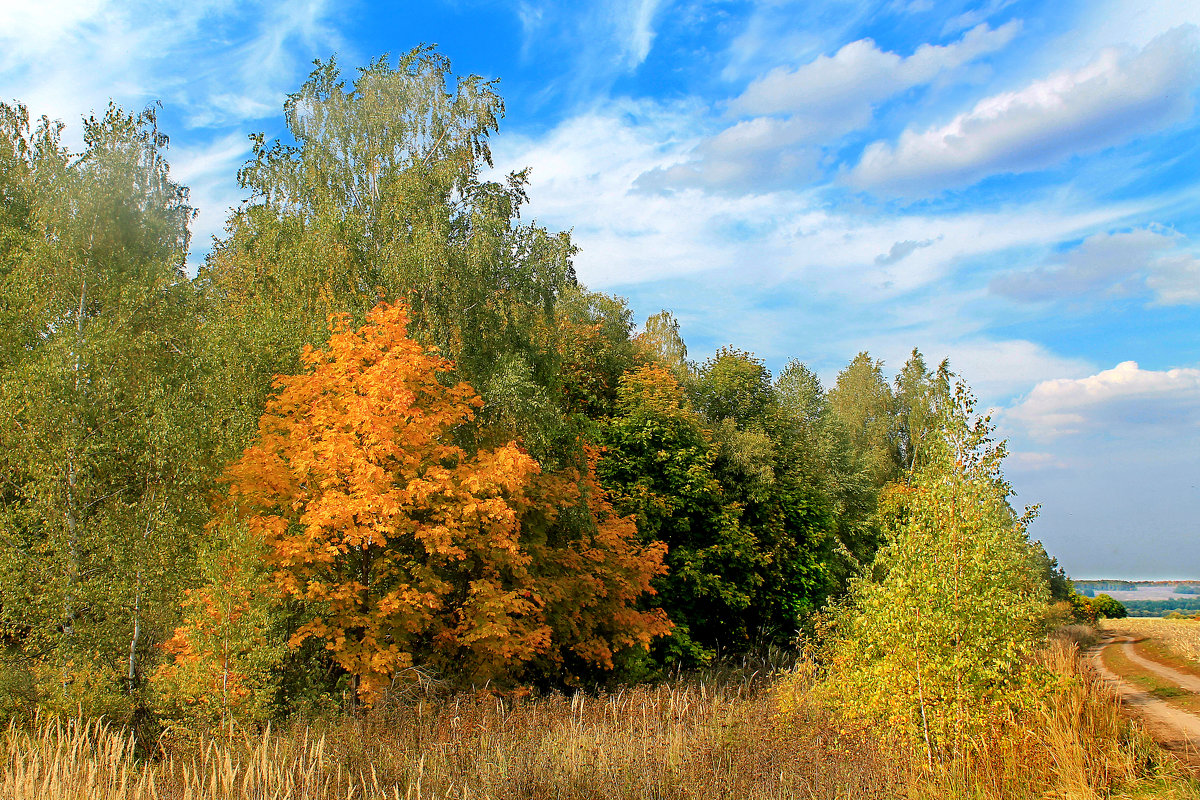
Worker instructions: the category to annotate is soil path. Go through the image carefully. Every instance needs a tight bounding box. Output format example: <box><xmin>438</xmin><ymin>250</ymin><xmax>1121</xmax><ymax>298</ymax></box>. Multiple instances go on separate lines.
<box><xmin>1090</xmin><ymin>634</ymin><xmax>1200</xmax><ymax>764</ymax></box>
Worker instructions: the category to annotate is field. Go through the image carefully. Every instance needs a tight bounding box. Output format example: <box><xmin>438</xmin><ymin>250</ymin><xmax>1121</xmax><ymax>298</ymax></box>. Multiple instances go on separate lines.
<box><xmin>0</xmin><ymin>638</ymin><xmax>1196</xmax><ymax>800</ymax></box>
<box><xmin>1101</xmin><ymin>618</ymin><xmax>1200</xmax><ymax>666</ymax></box>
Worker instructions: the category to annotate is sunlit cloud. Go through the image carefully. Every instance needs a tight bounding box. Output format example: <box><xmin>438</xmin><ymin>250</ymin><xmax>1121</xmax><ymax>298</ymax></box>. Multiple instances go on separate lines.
<box><xmin>1008</xmin><ymin>361</ymin><xmax>1200</xmax><ymax>440</ymax></box>
<box><xmin>850</xmin><ymin>25</ymin><xmax>1200</xmax><ymax>194</ymax></box>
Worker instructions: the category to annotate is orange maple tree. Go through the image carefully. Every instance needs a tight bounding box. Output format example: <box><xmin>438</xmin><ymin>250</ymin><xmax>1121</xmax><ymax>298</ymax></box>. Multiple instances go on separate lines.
<box><xmin>222</xmin><ymin>302</ymin><xmax>667</xmax><ymax>703</ymax></box>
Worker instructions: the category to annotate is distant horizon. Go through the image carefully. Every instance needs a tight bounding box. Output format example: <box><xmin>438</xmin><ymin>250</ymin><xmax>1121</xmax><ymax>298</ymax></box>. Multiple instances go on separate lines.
<box><xmin>1075</xmin><ymin>578</ymin><xmax>1200</xmax><ymax>583</ymax></box>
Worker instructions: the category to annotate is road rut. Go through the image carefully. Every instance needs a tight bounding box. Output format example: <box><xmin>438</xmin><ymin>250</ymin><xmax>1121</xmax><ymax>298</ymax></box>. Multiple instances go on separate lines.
<box><xmin>1091</xmin><ymin>634</ymin><xmax>1200</xmax><ymax>765</ymax></box>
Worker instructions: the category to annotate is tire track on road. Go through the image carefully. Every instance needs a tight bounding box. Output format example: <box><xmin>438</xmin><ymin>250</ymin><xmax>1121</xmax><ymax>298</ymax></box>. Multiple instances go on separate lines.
<box><xmin>1090</xmin><ymin>635</ymin><xmax>1200</xmax><ymax>763</ymax></box>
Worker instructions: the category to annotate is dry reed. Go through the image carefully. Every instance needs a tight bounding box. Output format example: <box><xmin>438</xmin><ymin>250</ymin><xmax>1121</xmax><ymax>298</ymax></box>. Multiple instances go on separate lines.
<box><xmin>0</xmin><ymin>678</ymin><xmax>892</xmax><ymax>800</ymax></box>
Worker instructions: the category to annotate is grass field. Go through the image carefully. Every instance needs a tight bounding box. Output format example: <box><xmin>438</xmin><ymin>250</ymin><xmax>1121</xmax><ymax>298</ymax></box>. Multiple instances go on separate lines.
<box><xmin>1101</xmin><ymin>618</ymin><xmax>1200</xmax><ymax>669</ymax></box>
<box><xmin>0</xmin><ymin>637</ymin><xmax>1195</xmax><ymax>800</ymax></box>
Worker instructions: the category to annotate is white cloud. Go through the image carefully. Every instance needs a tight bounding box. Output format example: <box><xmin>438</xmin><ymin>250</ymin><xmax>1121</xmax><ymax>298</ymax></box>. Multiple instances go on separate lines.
<box><xmin>937</xmin><ymin>339</ymin><xmax>1093</xmax><ymax>405</ymax></box>
<box><xmin>1008</xmin><ymin>361</ymin><xmax>1200</xmax><ymax>440</ymax></box>
<box><xmin>516</xmin><ymin>0</ymin><xmax>664</xmax><ymax>87</ymax></box>
<box><xmin>650</xmin><ymin>22</ymin><xmax>1019</xmax><ymax>192</ymax></box>
<box><xmin>991</xmin><ymin>227</ymin><xmax>1200</xmax><ymax>306</ymax></box>
<box><xmin>0</xmin><ymin>0</ymin><xmax>107</xmax><ymax>58</ymax></box>
<box><xmin>0</xmin><ymin>0</ymin><xmax>341</xmax><ymax>265</ymax></box>
<box><xmin>1009</xmin><ymin>451</ymin><xmax>1067</xmax><ymax>470</ymax></box>
<box><xmin>0</xmin><ymin>0</ymin><xmax>340</xmax><ymax>135</ymax></box>
<box><xmin>850</xmin><ymin>25</ymin><xmax>1200</xmax><ymax>194</ymax></box>
<box><xmin>731</xmin><ymin>21</ymin><xmax>1020</xmax><ymax>118</ymax></box>
<box><xmin>497</xmin><ymin>101</ymin><xmax>1145</xmax><ymax>294</ymax></box>
<box><xmin>170</xmin><ymin>134</ymin><xmax>254</xmax><ymax>266</ymax></box>
<box><xmin>1147</xmin><ymin>252</ymin><xmax>1200</xmax><ymax>305</ymax></box>
<box><xmin>626</xmin><ymin>0</ymin><xmax>665</xmax><ymax>68</ymax></box>
<box><xmin>940</xmin><ymin>0</ymin><xmax>1017</xmax><ymax>37</ymax></box>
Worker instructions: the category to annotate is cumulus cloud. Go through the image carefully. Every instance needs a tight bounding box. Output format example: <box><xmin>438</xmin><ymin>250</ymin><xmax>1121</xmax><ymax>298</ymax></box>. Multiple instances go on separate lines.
<box><xmin>1008</xmin><ymin>361</ymin><xmax>1200</xmax><ymax>439</ymax></box>
<box><xmin>730</xmin><ymin>21</ymin><xmax>1019</xmax><ymax>119</ymax></box>
<box><xmin>642</xmin><ymin>22</ymin><xmax>1018</xmax><ymax>192</ymax></box>
<box><xmin>496</xmin><ymin>101</ymin><xmax>1134</xmax><ymax>293</ymax></box>
<box><xmin>850</xmin><ymin>25</ymin><xmax>1200</xmax><ymax>194</ymax></box>
<box><xmin>991</xmin><ymin>227</ymin><xmax>1200</xmax><ymax>305</ymax></box>
<box><xmin>929</xmin><ymin>339</ymin><xmax>1093</xmax><ymax>405</ymax></box>
<box><xmin>1147</xmin><ymin>251</ymin><xmax>1200</xmax><ymax>304</ymax></box>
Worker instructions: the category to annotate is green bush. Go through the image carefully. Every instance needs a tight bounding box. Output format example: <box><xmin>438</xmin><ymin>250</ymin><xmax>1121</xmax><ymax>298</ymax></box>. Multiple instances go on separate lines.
<box><xmin>1090</xmin><ymin>594</ymin><xmax>1127</xmax><ymax>619</ymax></box>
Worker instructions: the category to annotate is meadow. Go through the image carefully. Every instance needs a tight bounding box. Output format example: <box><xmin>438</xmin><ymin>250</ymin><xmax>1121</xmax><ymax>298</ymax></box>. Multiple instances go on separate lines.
<box><xmin>0</xmin><ymin>636</ymin><xmax>1195</xmax><ymax>800</ymax></box>
<box><xmin>2</xmin><ymin>47</ymin><xmax>1196</xmax><ymax>800</ymax></box>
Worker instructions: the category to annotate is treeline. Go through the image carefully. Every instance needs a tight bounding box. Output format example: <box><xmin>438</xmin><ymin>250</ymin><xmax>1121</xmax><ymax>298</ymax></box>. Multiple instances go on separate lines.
<box><xmin>1124</xmin><ymin>598</ymin><xmax>1200</xmax><ymax>617</ymax></box>
<box><xmin>1074</xmin><ymin>580</ymin><xmax>1138</xmax><ymax>592</ymax></box>
<box><xmin>0</xmin><ymin>49</ymin><xmax>1059</xmax><ymax>729</ymax></box>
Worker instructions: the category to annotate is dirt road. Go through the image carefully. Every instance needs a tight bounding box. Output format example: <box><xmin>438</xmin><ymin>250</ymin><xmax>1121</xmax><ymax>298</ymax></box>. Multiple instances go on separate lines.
<box><xmin>1091</xmin><ymin>633</ymin><xmax>1200</xmax><ymax>763</ymax></box>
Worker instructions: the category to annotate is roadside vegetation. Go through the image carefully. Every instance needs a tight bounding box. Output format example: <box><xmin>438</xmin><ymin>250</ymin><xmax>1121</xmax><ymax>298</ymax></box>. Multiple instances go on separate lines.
<box><xmin>0</xmin><ymin>48</ymin><xmax>1196</xmax><ymax>798</ymax></box>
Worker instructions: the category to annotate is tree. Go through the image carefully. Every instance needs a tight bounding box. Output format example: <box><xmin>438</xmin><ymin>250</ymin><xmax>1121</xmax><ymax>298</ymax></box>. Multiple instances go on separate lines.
<box><xmin>773</xmin><ymin>361</ymin><xmax>878</xmax><ymax>592</ymax></box>
<box><xmin>691</xmin><ymin>349</ymin><xmax>839</xmax><ymax>646</ymax></box>
<box><xmin>824</xmin><ymin>382</ymin><xmax>1048</xmax><ymax>764</ymax></box>
<box><xmin>636</xmin><ymin>311</ymin><xmax>689</xmax><ymax>376</ymax></box>
<box><xmin>223</xmin><ymin>303</ymin><xmax>666</xmax><ymax>703</ymax></box>
<box><xmin>692</xmin><ymin>347</ymin><xmax>774</xmax><ymax>430</ymax></box>
<box><xmin>0</xmin><ymin>102</ymin><xmax>204</xmax><ymax>712</ymax></box>
<box><xmin>199</xmin><ymin>49</ymin><xmax>577</xmax><ymax>471</ymax></box>
<box><xmin>828</xmin><ymin>352</ymin><xmax>900</xmax><ymax>489</ymax></box>
<box><xmin>1091</xmin><ymin>594</ymin><xmax>1127</xmax><ymax>619</ymax></box>
<box><xmin>152</xmin><ymin>522</ymin><xmax>283</xmax><ymax>735</ymax></box>
<box><xmin>894</xmin><ymin>349</ymin><xmax>952</xmax><ymax>474</ymax></box>
<box><xmin>599</xmin><ymin>364</ymin><xmax>758</xmax><ymax>665</ymax></box>
<box><xmin>550</xmin><ymin>288</ymin><xmax>639</xmax><ymax>420</ymax></box>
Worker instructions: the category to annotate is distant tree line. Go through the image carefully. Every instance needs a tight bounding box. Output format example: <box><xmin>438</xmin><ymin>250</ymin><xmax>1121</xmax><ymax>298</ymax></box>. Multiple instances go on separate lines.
<box><xmin>1123</xmin><ymin>598</ymin><xmax>1200</xmax><ymax>617</ymax></box>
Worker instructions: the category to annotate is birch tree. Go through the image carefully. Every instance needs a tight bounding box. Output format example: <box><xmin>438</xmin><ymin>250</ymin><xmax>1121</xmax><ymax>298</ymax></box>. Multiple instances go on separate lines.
<box><xmin>0</xmin><ymin>102</ymin><xmax>203</xmax><ymax>710</ymax></box>
<box><xmin>823</xmin><ymin>382</ymin><xmax>1048</xmax><ymax>763</ymax></box>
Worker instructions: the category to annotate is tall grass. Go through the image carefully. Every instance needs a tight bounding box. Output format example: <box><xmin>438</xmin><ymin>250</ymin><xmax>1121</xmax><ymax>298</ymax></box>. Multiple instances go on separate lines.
<box><xmin>0</xmin><ymin>638</ymin><xmax>1194</xmax><ymax>800</ymax></box>
<box><xmin>906</xmin><ymin>636</ymin><xmax>1193</xmax><ymax>799</ymax></box>
<box><xmin>0</xmin><ymin>679</ymin><xmax>891</xmax><ymax>800</ymax></box>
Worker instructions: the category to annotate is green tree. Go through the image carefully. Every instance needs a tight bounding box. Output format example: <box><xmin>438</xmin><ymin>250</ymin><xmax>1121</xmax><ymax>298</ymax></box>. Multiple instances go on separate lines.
<box><xmin>0</xmin><ymin>102</ymin><xmax>204</xmax><ymax>712</ymax></box>
<box><xmin>824</xmin><ymin>382</ymin><xmax>1048</xmax><ymax>763</ymax></box>
<box><xmin>773</xmin><ymin>361</ymin><xmax>878</xmax><ymax>590</ymax></box>
<box><xmin>599</xmin><ymin>364</ymin><xmax>758</xmax><ymax>666</ymax></box>
<box><xmin>827</xmin><ymin>352</ymin><xmax>901</xmax><ymax>489</ymax></box>
<box><xmin>199</xmin><ymin>49</ymin><xmax>577</xmax><ymax>469</ymax></box>
<box><xmin>692</xmin><ymin>349</ymin><xmax>838</xmax><ymax>645</ymax></box>
<box><xmin>1091</xmin><ymin>594</ymin><xmax>1127</xmax><ymax>619</ymax></box>
<box><xmin>636</xmin><ymin>310</ymin><xmax>689</xmax><ymax>377</ymax></box>
<box><xmin>894</xmin><ymin>348</ymin><xmax>952</xmax><ymax>474</ymax></box>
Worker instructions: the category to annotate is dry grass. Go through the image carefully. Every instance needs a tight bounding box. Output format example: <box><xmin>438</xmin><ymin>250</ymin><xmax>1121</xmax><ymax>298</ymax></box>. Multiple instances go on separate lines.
<box><xmin>901</xmin><ymin>636</ymin><xmax>1197</xmax><ymax>799</ymax></box>
<box><xmin>0</xmin><ymin>679</ymin><xmax>894</xmax><ymax>800</ymax></box>
<box><xmin>0</xmin><ymin>641</ymin><xmax>1196</xmax><ymax>800</ymax></box>
<box><xmin>1103</xmin><ymin>618</ymin><xmax>1200</xmax><ymax>668</ymax></box>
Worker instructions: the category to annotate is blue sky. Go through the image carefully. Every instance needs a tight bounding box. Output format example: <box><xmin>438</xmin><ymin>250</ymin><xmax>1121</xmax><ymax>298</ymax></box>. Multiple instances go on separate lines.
<box><xmin>3</xmin><ymin>0</ymin><xmax>1198</xmax><ymax>579</ymax></box>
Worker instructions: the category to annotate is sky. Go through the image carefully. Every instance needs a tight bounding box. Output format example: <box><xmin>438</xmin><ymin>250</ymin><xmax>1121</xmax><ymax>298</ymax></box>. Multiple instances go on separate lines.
<box><xmin>1</xmin><ymin>0</ymin><xmax>1197</xmax><ymax>579</ymax></box>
